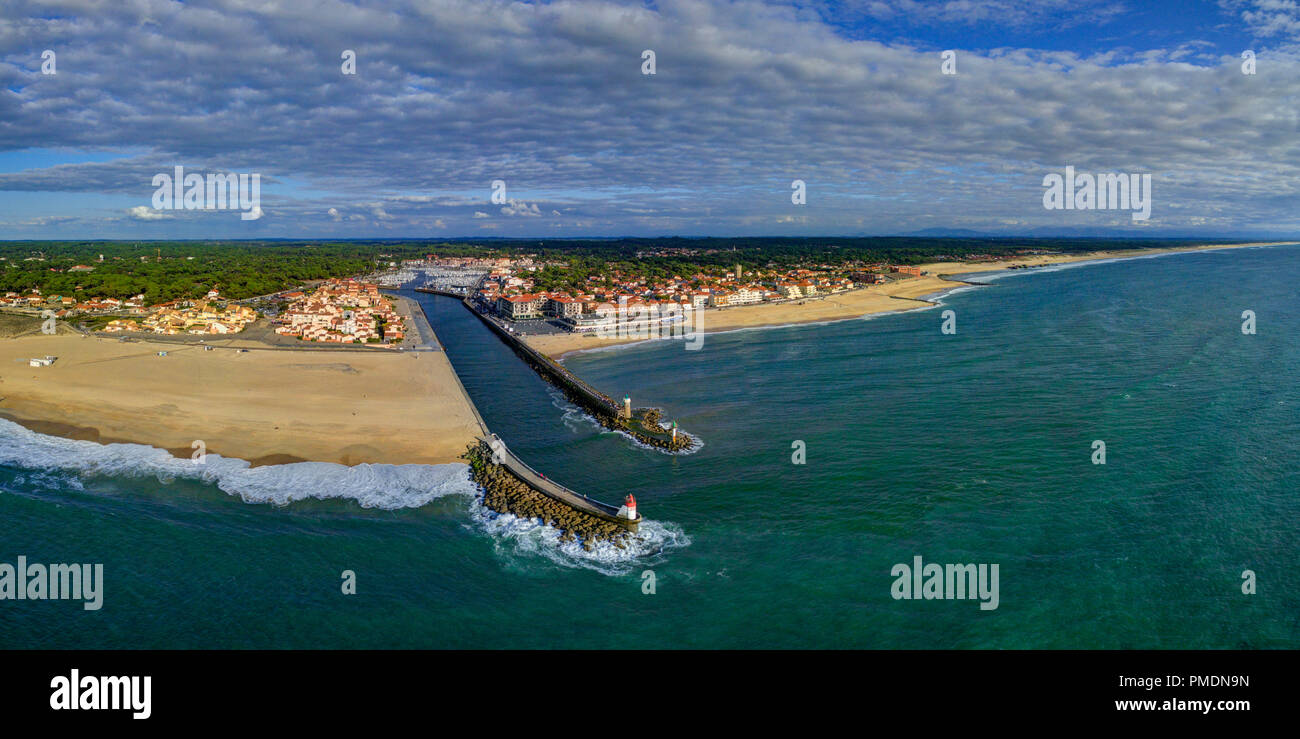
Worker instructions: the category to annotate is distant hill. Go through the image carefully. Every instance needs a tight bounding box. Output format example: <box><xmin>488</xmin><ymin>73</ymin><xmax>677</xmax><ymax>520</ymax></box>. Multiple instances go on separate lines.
<box><xmin>896</xmin><ymin>226</ymin><xmax>1296</xmax><ymax>240</ymax></box>
<box><xmin>899</xmin><ymin>228</ymin><xmax>994</xmax><ymax>238</ymax></box>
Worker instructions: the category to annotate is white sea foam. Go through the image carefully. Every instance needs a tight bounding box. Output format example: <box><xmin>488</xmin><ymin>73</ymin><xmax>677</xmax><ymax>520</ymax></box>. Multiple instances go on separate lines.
<box><xmin>915</xmin><ymin>283</ymin><xmax>987</xmax><ymax>302</ymax></box>
<box><xmin>610</xmin><ymin>426</ymin><xmax>704</xmax><ymax>456</ymax></box>
<box><xmin>960</xmin><ymin>243</ymin><xmax>1296</xmax><ymax>285</ymax></box>
<box><xmin>467</xmin><ymin>495</ymin><xmax>691</xmax><ymax>576</ymax></box>
<box><xmin>551</xmin><ymin>388</ymin><xmax>702</xmax><ymax>455</ymax></box>
<box><xmin>0</xmin><ymin>417</ymin><xmax>476</xmax><ymax>509</ymax></box>
<box><xmin>0</xmin><ymin>418</ymin><xmax>689</xmax><ymax>573</ymax></box>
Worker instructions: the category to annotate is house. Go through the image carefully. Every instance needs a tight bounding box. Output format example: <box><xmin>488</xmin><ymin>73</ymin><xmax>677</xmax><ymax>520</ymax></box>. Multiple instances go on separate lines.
<box><xmin>103</xmin><ymin>319</ymin><xmax>140</xmax><ymax>332</ymax></box>
<box><xmin>28</xmin><ymin>356</ymin><xmax>56</xmax><ymax>367</ymax></box>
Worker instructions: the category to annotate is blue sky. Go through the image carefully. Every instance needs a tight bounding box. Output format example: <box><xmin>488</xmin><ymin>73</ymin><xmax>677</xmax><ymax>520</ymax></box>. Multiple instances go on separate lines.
<box><xmin>1</xmin><ymin>0</ymin><xmax>1299</xmax><ymax>239</ymax></box>
<box><xmin>807</xmin><ymin>0</ymin><xmax>1242</xmax><ymax>51</ymax></box>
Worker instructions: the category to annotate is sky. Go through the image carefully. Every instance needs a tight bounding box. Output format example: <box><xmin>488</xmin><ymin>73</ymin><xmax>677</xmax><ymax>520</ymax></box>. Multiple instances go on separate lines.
<box><xmin>1</xmin><ymin>0</ymin><xmax>1299</xmax><ymax>239</ymax></box>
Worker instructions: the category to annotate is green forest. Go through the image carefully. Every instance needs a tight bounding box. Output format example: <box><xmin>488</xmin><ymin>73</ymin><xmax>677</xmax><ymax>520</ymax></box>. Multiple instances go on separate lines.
<box><xmin>0</xmin><ymin>242</ymin><xmax>398</xmax><ymax>303</ymax></box>
<box><xmin>0</xmin><ymin>237</ymin><xmax>1242</xmax><ymax>304</ymax></box>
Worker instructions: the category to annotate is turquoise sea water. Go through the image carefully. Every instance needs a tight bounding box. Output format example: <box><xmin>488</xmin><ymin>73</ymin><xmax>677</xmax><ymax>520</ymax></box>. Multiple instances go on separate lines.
<box><xmin>2</xmin><ymin>245</ymin><xmax>1297</xmax><ymax>648</ymax></box>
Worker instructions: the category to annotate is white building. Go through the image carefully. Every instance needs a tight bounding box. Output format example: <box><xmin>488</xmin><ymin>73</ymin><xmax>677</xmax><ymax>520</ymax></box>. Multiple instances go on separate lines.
<box><xmin>730</xmin><ymin>287</ymin><xmax>765</xmax><ymax>305</ymax></box>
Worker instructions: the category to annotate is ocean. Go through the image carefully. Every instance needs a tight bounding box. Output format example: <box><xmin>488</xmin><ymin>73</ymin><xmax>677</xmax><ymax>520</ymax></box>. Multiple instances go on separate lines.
<box><xmin>2</xmin><ymin>245</ymin><xmax>1297</xmax><ymax>648</ymax></box>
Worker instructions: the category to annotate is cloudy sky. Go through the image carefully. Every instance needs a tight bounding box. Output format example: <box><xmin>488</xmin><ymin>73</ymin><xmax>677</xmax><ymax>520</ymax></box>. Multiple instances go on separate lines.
<box><xmin>1</xmin><ymin>0</ymin><xmax>1298</xmax><ymax>239</ymax></box>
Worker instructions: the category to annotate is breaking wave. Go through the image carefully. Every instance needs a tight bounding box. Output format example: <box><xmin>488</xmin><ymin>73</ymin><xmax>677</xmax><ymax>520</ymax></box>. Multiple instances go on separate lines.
<box><xmin>0</xmin><ymin>418</ymin><xmax>691</xmax><ymax>575</ymax></box>
<box><xmin>0</xmin><ymin>417</ymin><xmax>476</xmax><ymax>509</ymax></box>
<box><xmin>467</xmin><ymin>495</ymin><xmax>692</xmax><ymax>576</ymax></box>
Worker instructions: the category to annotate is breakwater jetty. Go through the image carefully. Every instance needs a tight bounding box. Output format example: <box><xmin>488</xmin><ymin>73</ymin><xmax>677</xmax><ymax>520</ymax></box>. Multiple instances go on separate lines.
<box><xmin>465</xmin><ymin>436</ymin><xmax>639</xmax><ymax>548</ymax></box>
<box><xmin>458</xmin><ymin>298</ymin><xmax>696</xmax><ymax>452</ymax></box>
<box><xmin>401</xmin><ymin>290</ymin><xmax>643</xmax><ymax>545</ymax></box>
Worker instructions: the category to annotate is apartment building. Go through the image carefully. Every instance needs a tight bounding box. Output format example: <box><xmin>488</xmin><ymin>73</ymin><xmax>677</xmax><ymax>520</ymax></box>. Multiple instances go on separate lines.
<box><xmin>496</xmin><ymin>294</ymin><xmax>543</xmax><ymax>320</ymax></box>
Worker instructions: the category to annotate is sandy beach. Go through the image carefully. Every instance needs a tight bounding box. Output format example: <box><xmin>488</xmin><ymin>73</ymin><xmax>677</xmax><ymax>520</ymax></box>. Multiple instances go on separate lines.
<box><xmin>0</xmin><ymin>333</ymin><xmax>485</xmax><ymax>466</ymax></box>
<box><xmin>523</xmin><ymin>241</ymin><xmax>1297</xmax><ymax>359</ymax></box>
<box><xmin>2</xmin><ymin>241</ymin><xmax>1290</xmax><ymax>465</ymax></box>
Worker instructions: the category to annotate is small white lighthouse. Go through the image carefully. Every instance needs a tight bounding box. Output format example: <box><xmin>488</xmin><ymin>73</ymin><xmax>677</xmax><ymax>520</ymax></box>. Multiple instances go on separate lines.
<box><xmin>622</xmin><ymin>395</ymin><xmax>632</xmax><ymax>419</ymax></box>
<box><xmin>671</xmin><ymin>421</ymin><xmax>678</xmax><ymax>442</ymax></box>
<box><xmin>618</xmin><ymin>494</ymin><xmax>638</xmax><ymax>520</ymax></box>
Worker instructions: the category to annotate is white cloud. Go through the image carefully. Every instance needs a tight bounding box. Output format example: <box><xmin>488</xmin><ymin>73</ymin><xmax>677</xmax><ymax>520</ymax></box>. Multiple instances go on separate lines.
<box><xmin>126</xmin><ymin>206</ymin><xmax>172</xmax><ymax>221</ymax></box>
<box><xmin>501</xmin><ymin>199</ymin><xmax>542</xmax><ymax>217</ymax></box>
<box><xmin>3</xmin><ymin>0</ymin><xmax>1299</xmax><ymax>237</ymax></box>
<box><xmin>1224</xmin><ymin>0</ymin><xmax>1300</xmax><ymax>38</ymax></box>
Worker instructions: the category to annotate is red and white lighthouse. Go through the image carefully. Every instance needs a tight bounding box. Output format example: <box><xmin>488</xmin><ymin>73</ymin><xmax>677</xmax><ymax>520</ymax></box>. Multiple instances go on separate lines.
<box><xmin>619</xmin><ymin>494</ymin><xmax>638</xmax><ymax>520</ymax></box>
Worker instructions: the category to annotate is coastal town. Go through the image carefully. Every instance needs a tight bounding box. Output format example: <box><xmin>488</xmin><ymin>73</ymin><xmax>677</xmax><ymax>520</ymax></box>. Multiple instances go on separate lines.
<box><xmin>429</xmin><ymin>255</ymin><xmax>937</xmax><ymax>330</ymax></box>
<box><xmin>1</xmin><ymin>286</ymin><xmax>259</xmax><ymax>336</ymax></box>
<box><xmin>273</xmin><ymin>279</ymin><xmax>405</xmax><ymax>344</ymax></box>
<box><xmin>352</xmin><ymin>248</ymin><xmax>1077</xmax><ymax>337</ymax></box>
<box><xmin>1</xmin><ymin>278</ymin><xmax>407</xmax><ymax>346</ymax></box>
<box><xmin>0</xmin><ymin>243</ymin><xmax>1118</xmax><ymax>353</ymax></box>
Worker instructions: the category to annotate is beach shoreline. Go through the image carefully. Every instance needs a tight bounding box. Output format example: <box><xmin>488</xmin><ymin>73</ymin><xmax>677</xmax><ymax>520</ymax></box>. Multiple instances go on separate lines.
<box><xmin>0</xmin><ymin>329</ymin><xmax>484</xmax><ymax>468</ymax></box>
<box><xmin>2</xmin><ymin>240</ymin><xmax>1291</xmax><ymax>466</ymax></box>
<box><xmin>523</xmin><ymin>241</ymin><xmax>1298</xmax><ymax>360</ymax></box>
<box><xmin>0</xmin><ymin>413</ymin><xmax>311</xmax><ymax>467</ymax></box>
